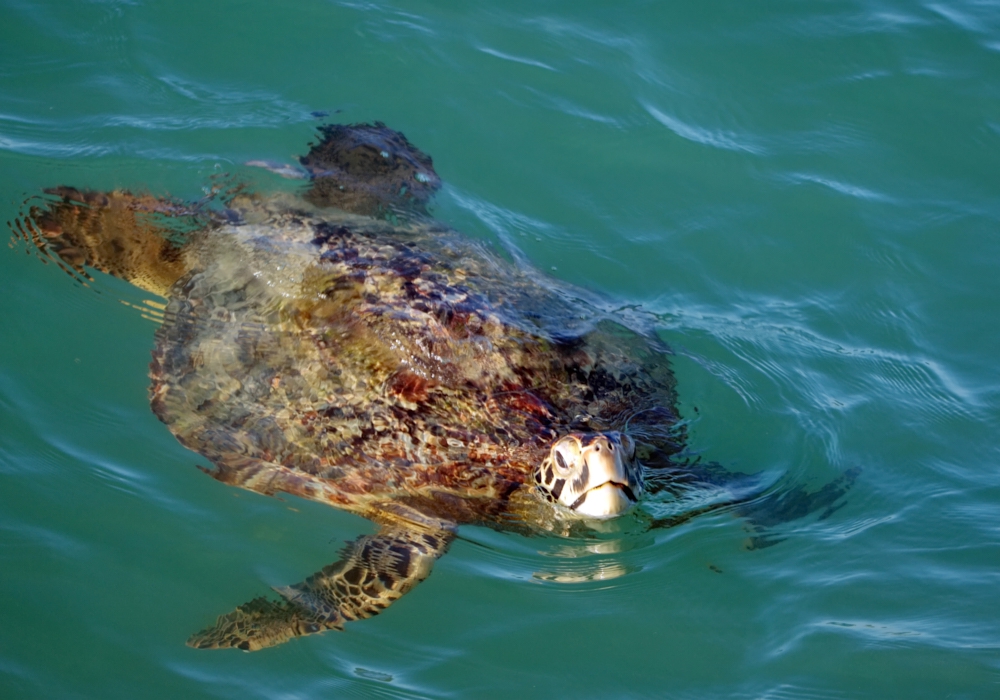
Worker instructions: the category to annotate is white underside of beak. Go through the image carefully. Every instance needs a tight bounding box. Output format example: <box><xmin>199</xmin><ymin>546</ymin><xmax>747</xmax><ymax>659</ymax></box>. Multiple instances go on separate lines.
<box><xmin>573</xmin><ymin>482</ymin><xmax>632</xmax><ymax>518</ymax></box>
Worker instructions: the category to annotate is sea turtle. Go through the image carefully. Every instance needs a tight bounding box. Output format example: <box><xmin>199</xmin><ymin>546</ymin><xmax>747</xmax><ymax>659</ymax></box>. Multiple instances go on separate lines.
<box><xmin>11</xmin><ymin>123</ymin><xmax>857</xmax><ymax>651</ymax></box>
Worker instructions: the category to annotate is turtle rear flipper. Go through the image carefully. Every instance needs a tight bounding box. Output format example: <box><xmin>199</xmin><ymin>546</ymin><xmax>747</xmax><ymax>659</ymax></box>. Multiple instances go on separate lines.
<box><xmin>299</xmin><ymin>122</ymin><xmax>441</xmax><ymax>217</ymax></box>
<box><xmin>13</xmin><ymin>187</ymin><xmax>203</xmax><ymax>296</ymax></box>
<box><xmin>187</xmin><ymin>522</ymin><xmax>454</xmax><ymax>651</ymax></box>
<box><xmin>735</xmin><ymin>466</ymin><xmax>861</xmax><ymax>548</ymax></box>
<box><xmin>647</xmin><ymin>464</ymin><xmax>860</xmax><ymax>549</ymax></box>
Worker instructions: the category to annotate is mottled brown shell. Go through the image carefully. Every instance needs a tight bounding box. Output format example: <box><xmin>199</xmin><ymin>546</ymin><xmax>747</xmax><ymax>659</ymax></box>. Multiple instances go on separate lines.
<box><xmin>147</xmin><ymin>199</ymin><xmax>682</xmax><ymax>526</ymax></box>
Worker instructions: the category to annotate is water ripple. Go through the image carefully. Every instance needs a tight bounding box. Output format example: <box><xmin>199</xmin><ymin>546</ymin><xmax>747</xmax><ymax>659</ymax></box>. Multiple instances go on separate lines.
<box><xmin>525</xmin><ymin>16</ymin><xmax>637</xmax><ymax>50</ymax></box>
<box><xmin>642</xmin><ymin>101</ymin><xmax>766</xmax><ymax>154</ymax></box>
<box><xmin>658</xmin><ymin>300</ymin><xmax>991</xmax><ymax>431</ymax></box>
<box><xmin>0</xmin><ymin>521</ymin><xmax>89</xmax><ymax>559</ymax></box>
<box><xmin>477</xmin><ymin>46</ymin><xmax>557</xmax><ymax>72</ymax></box>
<box><xmin>784</xmin><ymin>172</ymin><xmax>895</xmax><ymax>203</ymax></box>
<box><xmin>925</xmin><ymin>2</ymin><xmax>989</xmax><ymax>34</ymax></box>
<box><xmin>523</xmin><ymin>86</ymin><xmax>622</xmax><ymax>126</ymax></box>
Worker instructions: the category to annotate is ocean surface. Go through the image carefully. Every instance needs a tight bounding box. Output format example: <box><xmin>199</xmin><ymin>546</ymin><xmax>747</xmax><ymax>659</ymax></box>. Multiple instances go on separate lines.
<box><xmin>2</xmin><ymin>1</ymin><xmax>999</xmax><ymax>698</ymax></box>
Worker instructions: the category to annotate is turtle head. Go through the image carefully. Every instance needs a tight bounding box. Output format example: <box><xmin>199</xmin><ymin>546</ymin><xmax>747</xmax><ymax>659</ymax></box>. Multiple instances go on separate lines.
<box><xmin>534</xmin><ymin>432</ymin><xmax>643</xmax><ymax>518</ymax></box>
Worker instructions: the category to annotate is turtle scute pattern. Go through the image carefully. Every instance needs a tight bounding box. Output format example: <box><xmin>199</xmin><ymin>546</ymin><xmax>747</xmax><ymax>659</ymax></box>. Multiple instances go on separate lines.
<box><xmin>146</xmin><ymin>206</ymin><xmax>685</xmax><ymax>524</ymax></box>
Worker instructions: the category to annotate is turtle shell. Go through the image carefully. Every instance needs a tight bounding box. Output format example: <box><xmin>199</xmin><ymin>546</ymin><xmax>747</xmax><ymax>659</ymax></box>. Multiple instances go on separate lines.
<box><xmin>148</xmin><ymin>200</ymin><xmax>682</xmax><ymax>524</ymax></box>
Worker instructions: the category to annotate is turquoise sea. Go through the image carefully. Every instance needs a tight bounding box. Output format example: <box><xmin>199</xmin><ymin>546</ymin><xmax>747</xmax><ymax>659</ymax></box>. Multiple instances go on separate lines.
<box><xmin>2</xmin><ymin>1</ymin><xmax>999</xmax><ymax>697</ymax></box>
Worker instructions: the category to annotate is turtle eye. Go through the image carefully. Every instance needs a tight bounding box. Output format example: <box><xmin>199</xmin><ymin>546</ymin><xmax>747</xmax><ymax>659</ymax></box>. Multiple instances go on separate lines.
<box><xmin>554</xmin><ymin>450</ymin><xmax>570</xmax><ymax>473</ymax></box>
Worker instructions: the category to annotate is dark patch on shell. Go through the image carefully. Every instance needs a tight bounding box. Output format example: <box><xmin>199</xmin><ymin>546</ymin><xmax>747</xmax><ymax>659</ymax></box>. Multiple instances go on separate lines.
<box><xmin>389</xmin><ymin>370</ymin><xmax>433</xmax><ymax>404</ymax></box>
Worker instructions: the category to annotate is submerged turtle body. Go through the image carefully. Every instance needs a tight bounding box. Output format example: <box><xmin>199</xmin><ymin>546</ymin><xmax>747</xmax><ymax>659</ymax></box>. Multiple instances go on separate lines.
<box><xmin>150</xmin><ymin>200</ymin><xmax>677</xmax><ymax>524</ymax></box>
<box><xmin>13</xmin><ymin>123</ymin><xmax>856</xmax><ymax>651</ymax></box>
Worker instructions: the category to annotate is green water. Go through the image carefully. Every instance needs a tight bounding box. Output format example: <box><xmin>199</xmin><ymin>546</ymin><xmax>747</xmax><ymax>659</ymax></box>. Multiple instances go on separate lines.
<box><xmin>2</xmin><ymin>0</ymin><xmax>999</xmax><ymax>697</ymax></box>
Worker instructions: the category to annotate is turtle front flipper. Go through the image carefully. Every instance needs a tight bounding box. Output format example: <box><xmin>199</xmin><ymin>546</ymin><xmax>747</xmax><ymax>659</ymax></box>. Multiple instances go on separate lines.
<box><xmin>11</xmin><ymin>187</ymin><xmax>205</xmax><ymax>296</ymax></box>
<box><xmin>187</xmin><ymin>520</ymin><xmax>454</xmax><ymax>651</ymax></box>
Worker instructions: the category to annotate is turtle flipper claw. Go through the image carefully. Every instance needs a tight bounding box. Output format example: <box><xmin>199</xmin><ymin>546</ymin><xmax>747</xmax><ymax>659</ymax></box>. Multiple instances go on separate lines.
<box><xmin>186</xmin><ymin>596</ymin><xmax>340</xmax><ymax>652</ymax></box>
